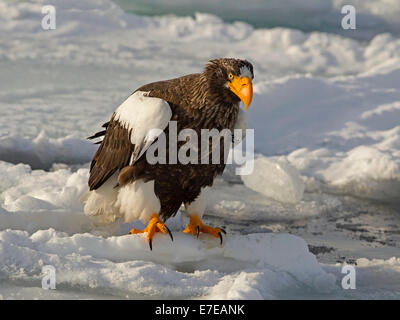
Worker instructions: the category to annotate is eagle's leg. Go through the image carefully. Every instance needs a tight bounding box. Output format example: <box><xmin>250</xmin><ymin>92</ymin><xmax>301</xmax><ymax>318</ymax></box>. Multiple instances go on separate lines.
<box><xmin>129</xmin><ymin>214</ymin><xmax>173</xmax><ymax>250</ymax></box>
<box><xmin>183</xmin><ymin>214</ymin><xmax>226</xmax><ymax>245</ymax></box>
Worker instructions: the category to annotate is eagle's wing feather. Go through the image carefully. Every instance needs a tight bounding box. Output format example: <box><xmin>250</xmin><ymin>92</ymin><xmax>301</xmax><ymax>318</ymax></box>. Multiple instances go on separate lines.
<box><xmin>88</xmin><ymin>91</ymin><xmax>172</xmax><ymax>190</ymax></box>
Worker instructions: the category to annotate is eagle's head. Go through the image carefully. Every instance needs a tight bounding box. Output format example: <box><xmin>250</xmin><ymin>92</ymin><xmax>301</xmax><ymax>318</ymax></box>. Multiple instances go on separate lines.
<box><xmin>204</xmin><ymin>58</ymin><xmax>254</xmax><ymax>110</ymax></box>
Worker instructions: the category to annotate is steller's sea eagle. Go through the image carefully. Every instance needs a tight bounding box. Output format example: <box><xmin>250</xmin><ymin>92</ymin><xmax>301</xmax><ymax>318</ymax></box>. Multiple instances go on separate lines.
<box><xmin>81</xmin><ymin>58</ymin><xmax>254</xmax><ymax>250</ymax></box>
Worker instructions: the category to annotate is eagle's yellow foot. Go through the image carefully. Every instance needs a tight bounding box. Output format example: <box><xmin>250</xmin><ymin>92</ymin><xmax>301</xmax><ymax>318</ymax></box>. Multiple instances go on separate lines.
<box><xmin>129</xmin><ymin>214</ymin><xmax>173</xmax><ymax>250</ymax></box>
<box><xmin>183</xmin><ymin>214</ymin><xmax>226</xmax><ymax>245</ymax></box>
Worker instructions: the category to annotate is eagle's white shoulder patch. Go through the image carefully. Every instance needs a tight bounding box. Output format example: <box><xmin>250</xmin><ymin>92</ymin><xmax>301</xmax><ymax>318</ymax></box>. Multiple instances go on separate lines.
<box><xmin>114</xmin><ymin>91</ymin><xmax>172</xmax><ymax>163</ymax></box>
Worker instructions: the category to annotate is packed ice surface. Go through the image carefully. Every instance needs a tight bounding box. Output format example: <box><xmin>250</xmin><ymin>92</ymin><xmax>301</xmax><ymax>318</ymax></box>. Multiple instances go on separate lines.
<box><xmin>0</xmin><ymin>0</ymin><xmax>400</xmax><ymax>299</ymax></box>
<box><xmin>0</xmin><ymin>228</ymin><xmax>338</xmax><ymax>299</ymax></box>
<box><xmin>0</xmin><ymin>161</ymin><xmax>338</xmax><ymax>299</ymax></box>
<box><xmin>0</xmin><ymin>160</ymin><xmax>394</xmax><ymax>299</ymax></box>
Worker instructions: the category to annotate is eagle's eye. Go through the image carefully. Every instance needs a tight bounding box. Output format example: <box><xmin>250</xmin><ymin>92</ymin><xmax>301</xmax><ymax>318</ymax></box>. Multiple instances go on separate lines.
<box><xmin>228</xmin><ymin>73</ymin><xmax>233</xmax><ymax>80</ymax></box>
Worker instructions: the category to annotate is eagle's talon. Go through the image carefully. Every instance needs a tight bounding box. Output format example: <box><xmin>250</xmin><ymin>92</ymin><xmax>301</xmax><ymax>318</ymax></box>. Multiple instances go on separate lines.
<box><xmin>164</xmin><ymin>226</ymin><xmax>174</xmax><ymax>242</ymax></box>
<box><xmin>218</xmin><ymin>232</ymin><xmax>223</xmax><ymax>245</ymax></box>
<box><xmin>129</xmin><ymin>214</ymin><xmax>171</xmax><ymax>250</ymax></box>
<box><xmin>184</xmin><ymin>214</ymin><xmax>227</xmax><ymax>245</ymax></box>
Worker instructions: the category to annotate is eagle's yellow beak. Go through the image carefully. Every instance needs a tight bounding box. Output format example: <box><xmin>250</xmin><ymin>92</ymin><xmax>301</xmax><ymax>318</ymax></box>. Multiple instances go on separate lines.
<box><xmin>228</xmin><ymin>76</ymin><xmax>253</xmax><ymax>110</ymax></box>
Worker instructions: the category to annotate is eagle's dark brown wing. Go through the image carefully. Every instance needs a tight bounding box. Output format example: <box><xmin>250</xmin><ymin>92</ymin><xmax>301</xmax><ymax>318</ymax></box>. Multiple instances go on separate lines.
<box><xmin>88</xmin><ymin>116</ymin><xmax>134</xmax><ymax>190</ymax></box>
<box><xmin>88</xmin><ymin>91</ymin><xmax>172</xmax><ymax>191</ymax></box>
<box><xmin>87</xmin><ymin>121</ymin><xmax>109</xmax><ymax>143</ymax></box>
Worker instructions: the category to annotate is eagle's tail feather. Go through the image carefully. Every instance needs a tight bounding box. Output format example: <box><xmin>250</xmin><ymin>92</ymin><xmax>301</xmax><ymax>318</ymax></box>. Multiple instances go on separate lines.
<box><xmin>87</xmin><ymin>130</ymin><xmax>106</xmax><ymax>140</ymax></box>
<box><xmin>80</xmin><ymin>172</ymin><xmax>121</xmax><ymax>226</ymax></box>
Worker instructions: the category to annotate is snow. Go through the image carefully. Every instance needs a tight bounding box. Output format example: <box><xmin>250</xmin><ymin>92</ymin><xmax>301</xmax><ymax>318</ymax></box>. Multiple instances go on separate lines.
<box><xmin>250</xmin><ymin>66</ymin><xmax>400</xmax><ymax>202</ymax></box>
<box><xmin>1</xmin><ymin>0</ymin><xmax>400</xmax><ymax>299</ymax></box>
<box><xmin>0</xmin><ymin>160</ymin><xmax>341</xmax><ymax>299</ymax></box>
<box><xmin>0</xmin><ymin>228</ymin><xmax>337</xmax><ymax>299</ymax></box>
<box><xmin>323</xmin><ymin>257</ymin><xmax>400</xmax><ymax>299</ymax></box>
<box><xmin>0</xmin><ymin>132</ymin><xmax>96</xmax><ymax>170</ymax></box>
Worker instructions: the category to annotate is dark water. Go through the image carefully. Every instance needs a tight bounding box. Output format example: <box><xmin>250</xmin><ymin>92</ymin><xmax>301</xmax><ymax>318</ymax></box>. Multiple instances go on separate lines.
<box><xmin>112</xmin><ymin>0</ymin><xmax>400</xmax><ymax>40</ymax></box>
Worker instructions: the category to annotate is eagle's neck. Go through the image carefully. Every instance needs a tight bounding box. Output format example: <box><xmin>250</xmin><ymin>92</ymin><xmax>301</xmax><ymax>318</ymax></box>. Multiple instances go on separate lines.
<box><xmin>186</xmin><ymin>73</ymin><xmax>239</xmax><ymax>130</ymax></box>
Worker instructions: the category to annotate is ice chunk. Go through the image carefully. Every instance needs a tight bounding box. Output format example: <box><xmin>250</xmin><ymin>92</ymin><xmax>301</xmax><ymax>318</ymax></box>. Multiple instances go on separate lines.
<box><xmin>241</xmin><ymin>157</ymin><xmax>305</xmax><ymax>203</ymax></box>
